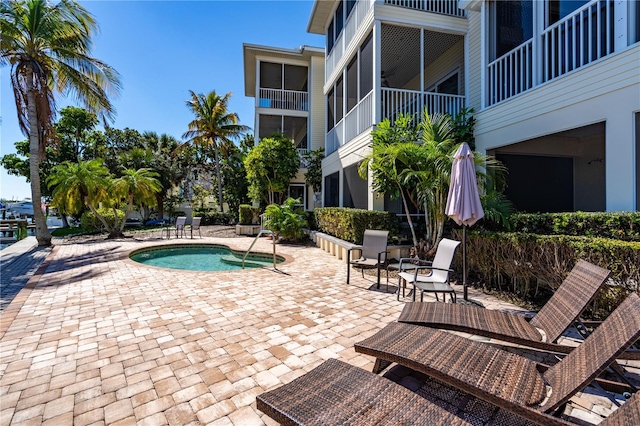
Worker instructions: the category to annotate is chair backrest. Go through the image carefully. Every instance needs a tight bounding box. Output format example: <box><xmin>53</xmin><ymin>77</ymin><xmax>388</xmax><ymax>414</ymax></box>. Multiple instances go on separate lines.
<box><xmin>530</xmin><ymin>260</ymin><xmax>610</xmax><ymax>342</ymax></box>
<box><xmin>361</xmin><ymin>230</ymin><xmax>389</xmax><ymax>261</ymax></box>
<box><xmin>175</xmin><ymin>216</ymin><xmax>187</xmax><ymax>228</ymax></box>
<box><xmin>600</xmin><ymin>390</ymin><xmax>639</xmax><ymax>426</ymax></box>
<box><xmin>541</xmin><ymin>292</ymin><xmax>640</xmax><ymax>412</ymax></box>
<box><xmin>430</xmin><ymin>238</ymin><xmax>460</xmax><ymax>282</ymax></box>
<box><xmin>191</xmin><ymin>217</ymin><xmax>201</xmax><ymax>228</ymax></box>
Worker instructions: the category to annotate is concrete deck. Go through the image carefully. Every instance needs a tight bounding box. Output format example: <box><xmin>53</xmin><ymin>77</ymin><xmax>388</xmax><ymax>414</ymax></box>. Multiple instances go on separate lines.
<box><xmin>0</xmin><ymin>235</ymin><xmax>637</xmax><ymax>425</ymax></box>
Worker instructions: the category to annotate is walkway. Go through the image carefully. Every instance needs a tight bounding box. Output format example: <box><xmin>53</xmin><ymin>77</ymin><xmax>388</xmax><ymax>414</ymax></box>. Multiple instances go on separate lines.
<box><xmin>0</xmin><ymin>235</ymin><xmax>636</xmax><ymax>425</ymax></box>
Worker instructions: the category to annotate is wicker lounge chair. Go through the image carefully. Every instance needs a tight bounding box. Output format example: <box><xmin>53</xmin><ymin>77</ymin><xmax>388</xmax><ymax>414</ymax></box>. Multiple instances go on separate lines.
<box><xmin>397</xmin><ymin>238</ymin><xmax>460</xmax><ymax>302</ymax></box>
<box><xmin>397</xmin><ymin>260</ymin><xmax>638</xmax><ymax>357</ymax></box>
<box><xmin>347</xmin><ymin>229</ymin><xmax>389</xmax><ymax>287</ymax></box>
<box><xmin>355</xmin><ymin>292</ymin><xmax>640</xmax><ymax>425</ymax></box>
<box><xmin>257</xmin><ymin>358</ymin><xmax>558</xmax><ymax>426</ymax></box>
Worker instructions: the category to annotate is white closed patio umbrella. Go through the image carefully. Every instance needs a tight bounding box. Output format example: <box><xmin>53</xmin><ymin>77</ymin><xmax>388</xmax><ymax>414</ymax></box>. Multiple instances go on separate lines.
<box><xmin>445</xmin><ymin>142</ymin><xmax>484</xmax><ymax>301</ymax></box>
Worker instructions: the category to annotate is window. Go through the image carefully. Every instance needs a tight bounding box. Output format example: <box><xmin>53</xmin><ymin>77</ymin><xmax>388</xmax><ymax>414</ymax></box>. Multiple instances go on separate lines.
<box><xmin>327</xmin><ymin>88</ymin><xmax>335</xmax><ymax>131</ymax></box>
<box><xmin>288</xmin><ymin>184</ymin><xmax>306</xmax><ymax>208</ymax></box>
<box><xmin>335</xmin><ymin>1</ymin><xmax>345</xmax><ymax>38</ymax></box>
<box><xmin>327</xmin><ymin>20</ymin><xmax>334</xmax><ymax>52</ymax></box>
<box><xmin>547</xmin><ymin>0</ymin><xmax>589</xmax><ymax>26</ymax></box>
<box><xmin>335</xmin><ymin>76</ymin><xmax>344</xmax><ymax>122</ymax></box>
<box><xmin>260</xmin><ymin>62</ymin><xmax>282</xmax><ymax>89</ymax></box>
<box><xmin>258</xmin><ymin>114</ymin><xmax>283</xmax><ymax>139</ymax></box>
<box><xmin>359</xmin><ymin>32</ymin><xmax>373</xmax><ymax>99</ymax></box>
<box><xmin>346</xmin><ymin>0</ymin><xmax>356</xmax><ymax>20</ymax></box>
<box><xmin>435</xmin><ymin>72</ymin><xmax>459</xmax><ymax>95</ymax></box>
<box><xmin>346</xmin><ymin>57</ymin><xmax>358</xmax><ymax>112</ymax></box>
<box><xmin>489</xmin><ymin>1</ymin><xmax>533</xmax><ymax>61</ymax></box>
<box><xmin>284</xmin><ymin>65</ymin><xmax>308</xmax><ymax>91</ymax></box>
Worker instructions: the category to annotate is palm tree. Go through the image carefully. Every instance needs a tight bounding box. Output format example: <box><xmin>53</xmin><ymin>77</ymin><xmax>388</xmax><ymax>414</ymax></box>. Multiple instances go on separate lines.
<box><xmin>111</xmin><ymin>168</ymin><xmax>161</xmax><ymax>234</ymax></box>
<box><xmin>1</xmin><ymin>0</ymin><xmax>121</xmax><ymax>246</ymax></box>
<box><xmin>48</xmin><ymin>159</ymin><xmax>111</xmax><ymax>229</ymax></box>
<box><xmin>183</xmin><ymin>90</ymin><xmax>249</xmax><ymax>210</ymax></box>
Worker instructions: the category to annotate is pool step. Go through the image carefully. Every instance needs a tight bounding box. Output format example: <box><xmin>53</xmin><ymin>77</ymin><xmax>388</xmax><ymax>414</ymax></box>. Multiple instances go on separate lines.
<box><xmin>220</xmin><ymin>254</ymin><xmax>271</xmax><ymax>268</ymax></box>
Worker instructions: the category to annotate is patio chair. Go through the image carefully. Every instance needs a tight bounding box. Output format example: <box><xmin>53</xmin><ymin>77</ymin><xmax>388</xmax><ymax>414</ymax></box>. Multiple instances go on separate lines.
<box><xmin>187</xmin><ymin>216</ymin><xmax>202</xmax><ymax>239</ymax></box>
<box><xmin>168</xmin><ymin>216</ymin><xmax>187</xmax><ymax>238</ymax></box>
<box><xmin>347</xmin><ymin>229</ymin><xmax>389</xmax><ymax>287</ymax></box>
<box><xmin>397</xmin><ymin>238</ymin><xmax>460</xmax><ymax>303</ymax></box>
<box><xmin>397</xmin><ymin>260</ymin><xmax>640</xmax><ymax>359</ymax></box>
<box><xmin>354</xmin><ymin>292</ymin><xmax>640</xmax><ymax>425</ymax></box>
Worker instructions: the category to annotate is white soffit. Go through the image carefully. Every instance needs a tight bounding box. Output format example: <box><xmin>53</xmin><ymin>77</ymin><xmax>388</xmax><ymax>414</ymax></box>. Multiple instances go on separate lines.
<box><xmin>458</xmin><ymin>0</ymin><xmax>482</xmax><ymax>12</ymax></box>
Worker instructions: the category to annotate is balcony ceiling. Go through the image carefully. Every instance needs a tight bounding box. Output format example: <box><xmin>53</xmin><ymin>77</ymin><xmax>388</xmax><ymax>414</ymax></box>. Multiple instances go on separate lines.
<box><xmin>381</xmin><ymin>24</ymin><xmax>463</xmax><ymax>89</ymax></box>
<box><xmin>307</xmin><ymin>0</ymin><xmax>336</xmax><ymax>34</ymax></box>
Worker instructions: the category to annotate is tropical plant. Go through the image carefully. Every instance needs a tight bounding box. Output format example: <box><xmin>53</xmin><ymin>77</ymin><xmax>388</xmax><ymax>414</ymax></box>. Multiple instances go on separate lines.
<box><xmin>264</xmin><ymin>197</ymin><xmax>307</xmax><ymax>241</ymax></box>
<box><xmin>1</xmin><ymin>0</ymin><xmax>121</xmax><ymax>246</ymax></box>
<box><xmin>48</xmin><ymin>160</ymin><xmax>161</xmax><ymax>238</ymax></box>
<box><xmin>303</xmin><ymin>148</ymin><xmax>324</xmax><ymax>193</ymax></box>
<box><xmin>221</xmin><ymin>142</ymin><xmax>250</xmax><ymax>217</ymax></box>
<box><xmin>245</xmin><ymin>134</ymin><xmax>300</xmax><ymax>205</ymax></box>
<box><xmin>358</xmin><ymin>114</ymin><xmax>420</xmax><ymax>247</ymax></box>
<box><xmin>182</xmin><ymin>90</ymin><xmax>249</xmax><ymax>210</ymax></box>
<box><xmin>55</xmin><ymin>106</ymin><xmax>99</xmax><ymax>161</ymax></box>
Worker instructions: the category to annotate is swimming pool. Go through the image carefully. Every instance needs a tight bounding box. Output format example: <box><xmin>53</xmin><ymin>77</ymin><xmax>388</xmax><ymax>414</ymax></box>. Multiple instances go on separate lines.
<box><xmin>129</xmin><ymin>244</ymin><xmax>284</xmax><ymax>271</ymax></box>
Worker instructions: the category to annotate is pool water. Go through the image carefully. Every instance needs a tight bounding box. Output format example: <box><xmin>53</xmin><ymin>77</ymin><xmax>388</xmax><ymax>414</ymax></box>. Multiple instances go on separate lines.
<box><xmin>130</xmin><ymin>244</ymin><xmax>282</xmax><ymax>271</ymax></box>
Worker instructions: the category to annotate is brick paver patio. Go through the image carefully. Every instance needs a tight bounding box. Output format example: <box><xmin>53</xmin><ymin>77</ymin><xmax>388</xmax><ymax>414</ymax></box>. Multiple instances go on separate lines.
<box><xmin>0</xmin><ymin>235</ymin><xmax>636</xmax><ymax>425</ymax></box>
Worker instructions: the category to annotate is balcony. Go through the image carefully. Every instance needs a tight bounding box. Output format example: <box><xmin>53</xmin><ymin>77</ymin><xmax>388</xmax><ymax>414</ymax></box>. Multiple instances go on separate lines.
<box><xmin>326</xmin><ymin>89</ymin><xmax>464</xmax><ymax>156</ymax></box>
<box><xmin>487</xmin><ymin>0</ymin><xmax>629</xmax><ymax>106</ymax></box>
<box><xmin>258</xmin><ymin>88</ymin><xmax>309</xmax><ymax>111</ymax></box>
<box><xmin>383</xmin><ymin>0</ymin><xmax>465</xmax><ymax>17</ymax></box>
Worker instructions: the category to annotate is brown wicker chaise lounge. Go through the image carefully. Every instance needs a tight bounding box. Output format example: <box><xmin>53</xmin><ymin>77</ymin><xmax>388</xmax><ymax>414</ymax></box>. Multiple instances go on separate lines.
<box><xmin>355</xmin><ymin>293</ymin><xmax>640</xmax><ymax>425</ymax></box>
<box><xmin>398</xmin><ymin>260</ymin><xmax>640</xmax><ymax>359</ymax></box>
<box><xmin>256</xmin><ymin>344</ymin><xmax>640</xmax><ymax>426</ymax></box>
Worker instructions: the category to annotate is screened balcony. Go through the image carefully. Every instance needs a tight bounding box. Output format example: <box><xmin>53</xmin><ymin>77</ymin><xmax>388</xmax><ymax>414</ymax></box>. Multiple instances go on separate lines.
<box><xmin>258</xmin><ymin>114</ymin><xmax>310</xmax><ymax>167</ymax></box>
<box><xmin>325</xmin><ymin>24</ymin><xmax>466</xmax><ymax>155</ymax></box>
<box><xmin>258</xmin><ymin>62</ymin><xmax>309</xmax><ymax>111</ymax></box>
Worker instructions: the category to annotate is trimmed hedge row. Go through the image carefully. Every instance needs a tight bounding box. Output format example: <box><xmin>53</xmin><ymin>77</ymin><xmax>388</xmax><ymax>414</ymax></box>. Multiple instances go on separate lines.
<box><xmin>238</xmin><ymin>204</ymin><xmax>261</xmax><ymax>225</ymax></box>
<box><xmin>314</xmin><ymin>207</ymin><xmax>400</xmax><ymax>244</ymax></box>
<box><xmin>508</xmin><ymin>212</ymin><xmax>640</xmax><ymax>241</ymax></box>
<box><xmin>455</xmin><ymin>230</ymin><xmax>639</xmax><ymax>315</ymax></box>
<box><xmin>192</xmin><ymin>210</ymin><xmax>236</xmax><ymax>226</ymax></box>
<box><xmin>80</xmin><ymin>208</ymin><xmax>125</xmax><ymax>232</ymax></box>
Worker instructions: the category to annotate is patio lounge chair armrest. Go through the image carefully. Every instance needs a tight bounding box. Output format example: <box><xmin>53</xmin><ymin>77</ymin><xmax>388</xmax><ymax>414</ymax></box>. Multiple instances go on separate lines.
<box><xmin>398</xmin><ymin>258</ymin><xmax>432</xmax><ymax>269</ymax></box>
<box><xmin>411</xmin><ymin>266</ymin><xmax>454</xmax><ymax>281</ymax></box>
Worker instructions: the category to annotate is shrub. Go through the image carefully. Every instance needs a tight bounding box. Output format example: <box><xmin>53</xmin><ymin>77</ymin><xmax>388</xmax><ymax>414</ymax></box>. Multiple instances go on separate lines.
<box><xmin>314</xmin><ymin>207</ymin><xmax>400</xmax><ymax>244</ymax></box>
<box><xmin>238</xmin><ymin>204</ymin><xmax>261</xmax><ymax>225</ymax></box>
<box><xmin>508</xmin><ymin>212</ymin><xmax>640</xmax><ymax>241</ymax></box>
<box><xmin>199</xmin><ymin>211</ymin><xmax>235</xmax><ymax>225</ymax></box>
<box><xmin>456</xmin><ymin>230</ymin><xmax>640</xmax><ymax>318</ymax></box>
<box><xmin>80</xmin><ymin>208</ymin><xmax>125</xmax><ymax>232</ymax></box>
<box><xmin>264</xmin><ymin>198</ymin><xmax>307</xmax><ymax>241</ymax></box>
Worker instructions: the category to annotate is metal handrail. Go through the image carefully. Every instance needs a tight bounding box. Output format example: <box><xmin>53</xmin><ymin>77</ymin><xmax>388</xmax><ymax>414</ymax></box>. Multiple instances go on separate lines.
<box><xmin>242</xmin><ymin>229</ymin><xmax>277</xmax><ymax>270</ymax></box>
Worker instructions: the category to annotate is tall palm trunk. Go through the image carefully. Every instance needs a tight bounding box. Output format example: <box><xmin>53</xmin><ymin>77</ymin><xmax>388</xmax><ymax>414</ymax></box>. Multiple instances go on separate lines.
<box><xmin>213</xmin><ymin>143</ymin><xmax>223</xmax><ymax>211</ymax></box>
<box><xmin>26</xmin><ymin>70</ymin><xmax>52</xmax><ymax>246</ymax></box>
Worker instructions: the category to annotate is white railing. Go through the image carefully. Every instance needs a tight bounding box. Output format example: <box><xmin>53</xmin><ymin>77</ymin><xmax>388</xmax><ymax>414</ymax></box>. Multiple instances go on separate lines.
<box><xmin>258</xmin><ymin>88</ymin><xmax>309</xmax><ymax>111</ymax></box>
<box><xmin>486</xmin><ymin>0</ymin><xmax>619</xmax><ymax>106</ymax></box>
<box><xmin>487</xmin><ymin>40</ymin><xmax>533</xmax><ymax>106</ymax></box>
<box><xmin>383</xmin><ymin>0</ymin><xmax>465</xmax><ymax>17</ymax></box>
<box><xmin>344</xmin><ymin>90</ymin><xmax>374</xmax><ymax>141</ymax></box>
<box><xmin>381</xmin><ymin>88</ymin><xmax>465</xmax><ymax>122</ymax></box>
<box><xmin>541</xmin><ymin>0</ymin><xmax>614</xmax><ymax>82</ymax></box>
<box><xmin>297</xmin><ymin>148</ymin><xmax>310</xmax><ymax>168</ymax></box>
<box><xmin>326</xmin><ymin>0</ymin><xmax>374</xmax><ymax>82</ymax></box>
<box><xmin>326</xmin><ymin>127</ymin><xmax>338</xmax><ymax>155</ymax></box>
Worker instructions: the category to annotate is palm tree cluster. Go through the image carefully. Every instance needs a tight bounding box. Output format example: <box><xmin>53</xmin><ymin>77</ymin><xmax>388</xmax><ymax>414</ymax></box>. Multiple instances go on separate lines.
<box><xmin>360</xmin><ymin>109</ymin><xmax>512</xmax><ymax>257</ymax></box>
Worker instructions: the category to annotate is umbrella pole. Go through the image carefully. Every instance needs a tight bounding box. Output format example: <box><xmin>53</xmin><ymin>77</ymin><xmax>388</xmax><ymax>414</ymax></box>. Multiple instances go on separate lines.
<box><xmin>463</xmin><ymin>225</ymin><xmax>468</xmax><ymax>301</ymax></box>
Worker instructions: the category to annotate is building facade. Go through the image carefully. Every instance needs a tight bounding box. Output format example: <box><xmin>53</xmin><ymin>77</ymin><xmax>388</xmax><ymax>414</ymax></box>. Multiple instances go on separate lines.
<box><xmin>307</xmin><ymin>0</ymin><xmax>640</xmax><ymax>213</ymax></box>
<box><xmin>243</xmin><ymin>44</ymin><xmax>325</xmax><ymax>211</ymax></box>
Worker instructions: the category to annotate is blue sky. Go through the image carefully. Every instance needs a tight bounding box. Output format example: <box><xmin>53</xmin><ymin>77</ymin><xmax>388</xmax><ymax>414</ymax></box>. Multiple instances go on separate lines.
<box><xmin>0</xmin><ymin>0</ymin><xmax>324</xmax><ymax>200</ymax></box>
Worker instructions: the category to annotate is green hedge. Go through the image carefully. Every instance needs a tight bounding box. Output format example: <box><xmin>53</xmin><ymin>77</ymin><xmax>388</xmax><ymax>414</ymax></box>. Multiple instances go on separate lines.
<box><xmin>508</xmin><ymin>212</ymin><xmax>640</xmax><ymax>241</ymax></box>
<box><xmin>314</xmin><ymin>207</ymin><xmax>400</xmax><ymax>244</ymax></box>
<box><xmin>238</xmin><ymin>204</ymin><xmax>261</xmax><ymax>225</ymax></box>
<box><xmin>455</xmin><ymin>230</ymin><xmax>639</xmax><ymax>317</ymax></box>
<box><xmin>194</xmin><ymin>211</ymin><xmax>235</xmax><ymax>226</ymax></box>
<box><xmin>80</xmin><ymin>208</ymin><xmax>125</xmax><ymax>232</ymax></box>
